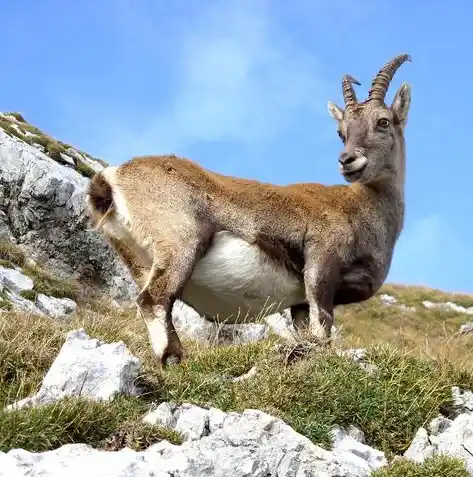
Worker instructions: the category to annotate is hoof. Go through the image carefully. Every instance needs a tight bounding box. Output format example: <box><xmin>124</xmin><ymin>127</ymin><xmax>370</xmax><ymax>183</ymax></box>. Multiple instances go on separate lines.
<box><xmin>161</xmin><ymin>352</ymin><xmax>183</xmax><ymax>367</ymax></box>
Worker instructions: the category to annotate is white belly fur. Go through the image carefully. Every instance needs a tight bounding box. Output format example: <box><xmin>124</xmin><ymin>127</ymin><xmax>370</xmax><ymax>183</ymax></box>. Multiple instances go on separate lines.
<box><xmin>181</xmin><ymin>231</ymin><xmax>306</xmax><ymax>324</ymax></box>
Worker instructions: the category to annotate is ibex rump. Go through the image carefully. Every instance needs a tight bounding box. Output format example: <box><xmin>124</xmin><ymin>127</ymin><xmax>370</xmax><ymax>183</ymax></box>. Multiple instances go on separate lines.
<box><xmin>87</xmin><ymin>54</ymin><xmax>412</xmax><ymax>366</ymax></box>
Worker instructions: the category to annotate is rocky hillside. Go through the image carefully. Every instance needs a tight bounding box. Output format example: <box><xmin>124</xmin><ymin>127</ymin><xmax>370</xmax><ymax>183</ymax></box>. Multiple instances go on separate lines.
<box><xmin>0</xmin><ymin>113</ymin><xmax>473</xmax><ymax>476</ymax></box>
<box><xmin>0</xmin><ymin>112</ymin><xmax>136</xmax><ymax>302</ymax></box>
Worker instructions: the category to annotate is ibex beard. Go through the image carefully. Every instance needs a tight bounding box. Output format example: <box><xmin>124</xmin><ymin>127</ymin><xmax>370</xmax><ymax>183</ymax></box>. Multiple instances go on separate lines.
<box><xmin>87</xmin><ymin>54</ymin><xmax>412</xmax><ymax>367</ymax></box>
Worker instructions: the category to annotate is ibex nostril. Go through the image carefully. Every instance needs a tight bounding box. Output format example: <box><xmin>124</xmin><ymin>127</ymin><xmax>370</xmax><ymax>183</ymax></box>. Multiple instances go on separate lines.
<box><xmin>339</xmin><ymin>154</ymin><xmax>356</xmax><ymax>166</ymax></box>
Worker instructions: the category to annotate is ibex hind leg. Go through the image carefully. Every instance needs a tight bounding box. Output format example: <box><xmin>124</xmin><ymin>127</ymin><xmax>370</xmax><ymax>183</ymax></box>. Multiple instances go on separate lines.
<box><xmin>137</xmin><ymin>224</ymin><xmax>215</xmax><ymax>367</ymax></box>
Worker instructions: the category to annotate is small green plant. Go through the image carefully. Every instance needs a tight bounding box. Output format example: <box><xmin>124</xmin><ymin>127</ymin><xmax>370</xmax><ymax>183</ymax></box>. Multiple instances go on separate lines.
<box><xmin>99</xmin><ymin>420</ymin><xmax>182</xmax><ymax>451</ymax></box>
<box><xmin>19</xmin><ymin>290</ymin><xmax>38</xmax><ymax>302</ymax></box>
<box><xmin>5</xmin><ymin>112</ymin><xmax>26</xmax><ymax>123</ymax></box>
<box><xmin>22</xmin><ymin>265</ymin><xmax>80</xmax><ymax>300</ymax></box>
<box><xmin>0</xmin><ymin>240</ymin><xmax>25</xmax><ymax>267</ymax></box>
<box><xmin>76</xmin><ymin>161</ymin><xmax>96</xmax><ymax>179</ymax></box>
<box><xmin>0</xmin><ymin>117</ymin><xmax>25</xmax><ymax>141</ymax></box>
<box><xmin>372</xmin><ymin>455</ymin><xmax>469</xmax><ymax>477</ymax></box>
<box><xmin>45</xmin><ymin>141</ymin><xmax>68</xmax><ymax>164</ymax></box>
<box><xmin>0</xmin><ymin>259</ymin><xmax>15</xmax><ymax>269</ymax></box>
<box><xmin>0</xmin><ymin>291</ymin><xmax>12</xmax><ymax>310</ymax></box>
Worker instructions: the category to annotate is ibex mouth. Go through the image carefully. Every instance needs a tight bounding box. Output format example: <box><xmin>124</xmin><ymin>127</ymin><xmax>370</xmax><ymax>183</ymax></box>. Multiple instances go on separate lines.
<box><xmin>340</xmin><ymin>156</ymin><xmax>368</xmax><ymax>182</ymax></box>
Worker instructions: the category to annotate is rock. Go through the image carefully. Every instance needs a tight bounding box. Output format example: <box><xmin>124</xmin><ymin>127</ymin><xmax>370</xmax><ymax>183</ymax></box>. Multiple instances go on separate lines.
<box><xmin>4</xmin><ymin>329</ymin><xmax>141</xmax><ymax>411</ymax></box>
<box><xmin>452</xmin><ymin>386</ymin><xmax>473</xmax><ymax>414</ymax></box>
<box><xmin>404</xmin><ymin>387</ymin><xmax>473</xmax><ymax>474</ymax></box>
<box><xmin>5</xmin><ymin>290</ymin><xmax>45</xmax><ymax>316</ymax></box>
<box><xmin>59</xmin><ymin>152</ymin><xmax>75</xmax><ymax>167</ymax></box>
<box><xmin>35</xmin><ymin>293</ymin><xmax>77</xmax><ymax>320</ymax></box>
<box><xmin>109</xmin><ymin>275</ymin><xmax>138</xmax><ymax>302</ymax></box>
<box><xmin>210</xmin><ymin>322</ymin><xmax>269</xmax><ymax>345</ymax></box>
<box><xmin>0</xmin><ymin>210</ymin><xmax>15</xmax><ymax>242</ymax></box>
<box><xmin>428</xmin><ymin>415</ymin><xmax>452</xmax><ymax>435</ymax></box>
<box><xmin>172</xmin><ymin>301</ymin><xmax>215</xmax><ymax>342</ymax></box>
<box><xmin>0</xmin><ymin>126</ymin><xmax>135</xmax><ymax>299</ymax></box>
<box><xmin>422</xmin><ymin>300</ymin><xmax>473</xmax><ymax>315</ymax></box>
<box><xmin>143</xmin><ymin>402</ymin><xmax>177</xmax><ymax>429</ymax></box>
<box><xmin>330</xmin><ymin>425</ymin><xmax>387</xmax><ymax>470</ymax></box>
<box><xmin>171</xmin><ymin>301</ymin><xmax>294</xmax><ymax>346</ymax></box>
<box><xmin>337</xmin><ymin>348</ymin><xmax>367</xmax><ymax>363</ymax></box>
<box><xmin>1</xmin><ymin>403</ymin><xmax>389</xmax><ymax>476</ymax></box>
<box><xmin>143</xmin><ymin>403</ymin><xmax>383</xmax><ymax>476</ymax></box>
<box><xmin>231</xmin><ymin>365</ymin><xmax>258</xmax><ymax>382</ymax></box>
<box><xmin>403</xmin><ymin>427</ymin><xmax>435</xmax><ymax>463</ymax></box>
<box><xmin>0</xmin><ymin>266</ymin><xmax>34</xmax><ymax>293</ymax></box>
<box><xmin>460</xmin><ymin>322</ymin><xmax>473</xmax><ymax>334</ymax></box>
<box><xmin>380</xmin><ymin>293</ymin><xmax>397</xmax><ymax>305</ymax></box>
<box><xmin>435</xmin><ymin>413</ymin><xmax>473</xmax><ymax>473</ymax></box>
<box><xmin>66</xmin><ymin>147</ymin><xmax>105</xmax><ymax>174</ymax></box>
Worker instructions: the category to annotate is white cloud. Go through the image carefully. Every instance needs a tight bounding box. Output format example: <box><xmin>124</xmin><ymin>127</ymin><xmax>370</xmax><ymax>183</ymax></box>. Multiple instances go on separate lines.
<box><xmin>54</xmin><ymin>0</ymin><xmax>329</xmax><ymax>163</ymax></box>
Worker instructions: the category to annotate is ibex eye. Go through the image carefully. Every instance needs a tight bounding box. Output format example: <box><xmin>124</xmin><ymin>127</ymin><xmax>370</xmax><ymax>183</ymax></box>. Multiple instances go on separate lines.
<box><xmin>378</xmin><ymin>118</ymin><xmax>390</xmax><ymax>128</ymax></box>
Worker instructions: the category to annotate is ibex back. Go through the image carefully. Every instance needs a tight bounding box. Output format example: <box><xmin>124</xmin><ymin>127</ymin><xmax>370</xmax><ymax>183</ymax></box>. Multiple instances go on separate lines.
<box><xmin>87</xmin><ymin>54</ymin><xmax>412</xmax><ymax>366</ymax></box>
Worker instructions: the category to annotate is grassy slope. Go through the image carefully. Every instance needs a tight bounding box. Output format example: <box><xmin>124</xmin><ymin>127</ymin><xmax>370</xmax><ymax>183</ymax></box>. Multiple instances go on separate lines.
<box><xmin>0</xmin><ymin>112</ymin><xmax>108</xmax><ymax>178</ymax></box>
<box><xmin>0</xmin><ymin>283</ymin><xmax>472</xmax><ymax>476</ymax></box>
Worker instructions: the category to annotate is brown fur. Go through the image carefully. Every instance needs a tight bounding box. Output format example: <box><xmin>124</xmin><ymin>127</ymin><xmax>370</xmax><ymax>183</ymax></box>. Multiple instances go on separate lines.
<box><xmin>86</xmin><ymin>54</ymin><xmax>412</xmax><ymax>366</ymax></box>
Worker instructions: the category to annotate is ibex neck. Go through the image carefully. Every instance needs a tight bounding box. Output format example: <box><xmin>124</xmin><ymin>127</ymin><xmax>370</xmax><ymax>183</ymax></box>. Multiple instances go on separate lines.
<box><xmin>355</xmin><ymin>147</ymin><xmax>406</xmax><ymax>240</ymax></box>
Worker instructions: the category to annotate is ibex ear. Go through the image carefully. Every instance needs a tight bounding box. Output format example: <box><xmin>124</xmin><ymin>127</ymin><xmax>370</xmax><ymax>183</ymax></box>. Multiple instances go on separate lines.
<box><xmin>391</xmin><ymin>82</ymin><xmax>411</xmax><ymax>127</ymax></box>
<box><xmin>327</xmin><ymin>101</ymin><xmax>344</xmax><ymax>123</ymax></box>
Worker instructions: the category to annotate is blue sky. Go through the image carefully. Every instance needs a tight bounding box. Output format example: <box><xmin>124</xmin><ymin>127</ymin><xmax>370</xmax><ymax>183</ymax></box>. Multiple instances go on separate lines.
<box><xmin>2</xmin><ymin>0</ymin><xmax>472</xmax><ymax>293</ymax></box>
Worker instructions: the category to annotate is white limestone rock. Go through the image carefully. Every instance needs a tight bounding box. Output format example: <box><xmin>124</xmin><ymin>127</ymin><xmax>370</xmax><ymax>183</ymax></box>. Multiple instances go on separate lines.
<box><xmin>0</xmin><ymin>266</ymin><xmax>33</xmax><ymax>293</ymax></box>
<box><xmin>1</xmin><ymin>404</ymin><xmax>389</xmax><ymax>476</ymax></box>
<box><xmin>330</xmin><ymin>425</ymin><xmax>387</xmax><ymax>470</ymax></box>
<box><xmin>422</xmin><ymin>300</ymin><xmax>473</xmax><ymax>315</ymax></box>
<box><xmin>403</xmin><ymin>428</ymin><xmax>436</xmax><ymax>463</ymax></box>
<box><xmin>35</xmin><ymin>293</ymin><xmax>77</xmax><ymax>320</ymax></box>
<box><xmin>4</xmin><ymin>328</ymin><xmax>141</xmax><ymax>411</ymax></box>
<box><xmin>460</xmin><ymin>322</ymin><xmax>473</xmax><ymax>334</ymax></box>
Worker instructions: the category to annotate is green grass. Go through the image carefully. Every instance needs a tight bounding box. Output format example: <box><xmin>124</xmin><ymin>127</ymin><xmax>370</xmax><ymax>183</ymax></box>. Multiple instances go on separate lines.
<box><xmin>99</xmin><ymin>419</ymin><xmax>182</xmax><ymax>451</ymax></box>
<box><xmin>76</xmin><ymin>161</ymin><xmax>96</xmax><ymax>178</ymax></box>
<box><xmin>0</xmin><ymin>397</ymin><xmax>149</xmax><ymax>452</ymax></box>
<box><xmin>19</xmin><ymin>290</ymin><xmax>38</xmax><ymax>302</ymax></box>
<box><xmin>22</xmin><ymin>265</ymin><xmax>80</xmax><ymax>300</ymax></box>
<box><xmin>0</xmin><ymin>284</ymin><xmax>473</xmax><ymax>458</ymax></box>
<box><xmin>1</xmin><ymin>301</ymin><xmax>473</xmax><ymax>458</ymax></box>
<box><xmin>5</xmin><ymin>112</ymin><xmax>26</xmax><ymax>123</ymax></box>
<box><xmin>0</xmin><ymin>113</ymin><xmax>108</xmax><ymax>173</ymax></box>
<box><xmin>372</xmin><ymin>455</ymin><xmax>469</xmax><ymax>477</ymax></box>
<box><xmin>0</xmin><ymin>240</ymin><xmax>25</xmax><ymax>267</ymax></box>
<box><xmin>0</xmin><ymin>259</ymin><xmax>15</xmax><ymax>269</ymax></box>
<box><xmin>0</xmin><ymin>290</ymin><xmax>12</xmax><ymax>311</ymax></box>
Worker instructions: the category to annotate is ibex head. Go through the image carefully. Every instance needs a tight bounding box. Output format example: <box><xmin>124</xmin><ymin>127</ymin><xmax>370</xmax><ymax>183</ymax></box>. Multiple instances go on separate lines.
<box><xmin>328</xmin><ymin>54</ymin><xmax>412</xmax><ymax>185</ymax></box>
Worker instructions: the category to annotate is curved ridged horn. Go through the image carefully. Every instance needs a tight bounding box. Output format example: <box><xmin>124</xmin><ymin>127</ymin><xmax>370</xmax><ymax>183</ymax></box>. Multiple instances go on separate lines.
<box><xmin>368</xmin><ymin>54</ymin><xmax>412</xmax><ymax>103</ymax></box>
<box><xmin>342</xmin><ymin>74</ymin><xmax>361</xmax><ymax>110</ymax></box>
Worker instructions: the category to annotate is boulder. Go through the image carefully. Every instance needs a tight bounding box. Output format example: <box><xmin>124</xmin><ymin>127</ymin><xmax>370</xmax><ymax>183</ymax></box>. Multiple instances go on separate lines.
<box><xmin>4</xmin><ymin>329</ymin><xmax>141</xmax><ymax>411</ymax></box>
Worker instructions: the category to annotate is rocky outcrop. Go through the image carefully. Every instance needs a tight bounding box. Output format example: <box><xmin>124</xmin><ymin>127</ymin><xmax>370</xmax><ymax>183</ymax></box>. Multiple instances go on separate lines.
<box><xmin>0</xmin><ymin>114</ymin><xmax>136</xmax><ymax>300</ymax></box>
<box><xmin>0</xmin><ymin>403</ymin><xmax>387</xmax><ymax>477</ymax></box>
<box><xmin>0</xmin><ymin>265</ymin><xmax>77</xmax><ymax>319</ymax></box>
<box><xmin>5</xmin><ymin>329</ymin><xmax>141</xmax><ymax>411</ymax></box>
<box><xmin>404</xmin><ymin>387</ymin><xmax>473</xmax><ymax>473</ymax></box>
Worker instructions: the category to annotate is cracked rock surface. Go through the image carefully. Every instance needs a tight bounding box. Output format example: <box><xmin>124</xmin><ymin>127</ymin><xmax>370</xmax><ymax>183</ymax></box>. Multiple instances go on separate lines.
<box><xmin>0</xmin><ymin>127</ymin><xmax>136</xmax><ymax>299</ymax></box>
<box><xmin>0</xmin><ymin>403</ymin><xmax>386</xmax><ymax>477</ymax></box>
<box><xmin>404</xmin><ymin>387</ymin><xmax>473</xmax><ymax>474</ymax></box>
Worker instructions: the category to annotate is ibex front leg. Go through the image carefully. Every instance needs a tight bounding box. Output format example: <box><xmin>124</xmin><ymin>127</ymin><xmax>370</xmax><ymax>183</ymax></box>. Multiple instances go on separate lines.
<box><xmin>303</xmin><ymin>248</ymin><xmax>340</xmax><ymax>346</ymax></box>
<box><xmin>137</xmin><ymin>225</ymin><xmax>214</xmax><ymax>367</ymax></box>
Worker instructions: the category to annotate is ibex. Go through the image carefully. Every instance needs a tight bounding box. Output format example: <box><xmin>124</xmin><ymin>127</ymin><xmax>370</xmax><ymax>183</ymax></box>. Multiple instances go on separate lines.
<box><xmin>87</xmin><ymin>54</ymin><xmax>412</xmax><ymax>366</ymax></box>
